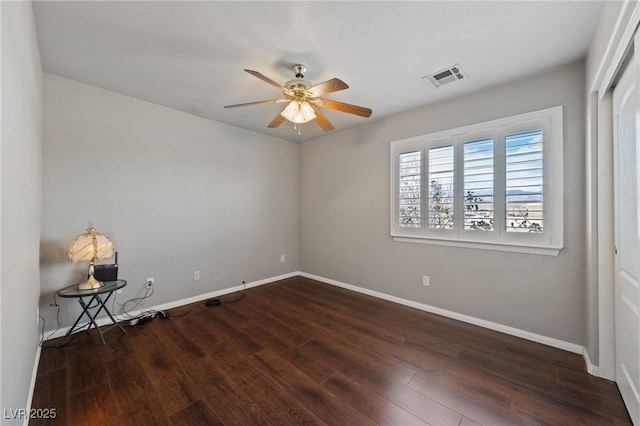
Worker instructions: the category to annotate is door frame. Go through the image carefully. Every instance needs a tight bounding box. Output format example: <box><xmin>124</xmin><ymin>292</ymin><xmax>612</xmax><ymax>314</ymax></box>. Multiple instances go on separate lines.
<box><xmin>587</xmin><ymin>0</ymin><xmax>640</xmax><ymax>381</ymax></box>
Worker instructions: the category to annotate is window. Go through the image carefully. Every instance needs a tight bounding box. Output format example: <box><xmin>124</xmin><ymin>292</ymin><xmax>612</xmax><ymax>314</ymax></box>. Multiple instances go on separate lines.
<box><xmin>391</xmin><ymin>106</ymin><xmax>563</xmax><ymax>255</ymax></box>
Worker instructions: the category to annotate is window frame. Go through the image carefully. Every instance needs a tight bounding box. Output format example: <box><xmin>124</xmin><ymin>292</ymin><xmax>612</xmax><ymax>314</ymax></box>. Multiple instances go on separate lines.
<box><xmin>390</xmin><ymin>106</ymin><xmax>563</xmax><ymax>256</ymax></box>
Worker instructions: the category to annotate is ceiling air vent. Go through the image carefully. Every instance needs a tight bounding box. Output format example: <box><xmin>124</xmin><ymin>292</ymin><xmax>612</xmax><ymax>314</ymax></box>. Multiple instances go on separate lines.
<box><xmin>423</xmin><ymin>64</ymin><xmax>466</xmax><ymax>88</ymax></box>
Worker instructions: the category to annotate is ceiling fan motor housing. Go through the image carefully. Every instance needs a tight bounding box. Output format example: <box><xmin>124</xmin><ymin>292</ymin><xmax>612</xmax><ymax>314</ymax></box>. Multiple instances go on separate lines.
<box><xmin>283</xmin><ymin>64</ymin><xmax>312</xmax><ymax>100</ymax></box>
<box><xmin>284</xmin><ymin>79</ymin><xmax>312</xmax><ymax>91</ymax></box>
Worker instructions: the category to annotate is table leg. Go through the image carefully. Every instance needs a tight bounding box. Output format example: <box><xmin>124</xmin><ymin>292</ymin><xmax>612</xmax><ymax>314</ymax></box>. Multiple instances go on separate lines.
<box><xmin>57</xmin><ymin>295</ymin><xmax>98</xmax><ymax>348</ymax></box>
<box><xmin>94</xmin><ymin>293</ymin><xmax>126</xmax><ymax>333</ymax></box>
<box><xmin>78</xmin><ymin>297</ymin><xmax>106</xmax><ymax>345</ymax></box>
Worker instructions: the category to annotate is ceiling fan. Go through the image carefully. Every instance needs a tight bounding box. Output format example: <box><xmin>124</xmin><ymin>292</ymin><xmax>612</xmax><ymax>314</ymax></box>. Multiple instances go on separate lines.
<box><xmin>224</xmin><ymin>64</ymin><xmax>372</xmax><ymax>132</ymax></box>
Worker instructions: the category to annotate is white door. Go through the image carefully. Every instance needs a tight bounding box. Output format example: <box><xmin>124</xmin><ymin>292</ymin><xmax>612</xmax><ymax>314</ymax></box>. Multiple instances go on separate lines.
<box><xmin>613</xmin><ymin>45</ymin><xmax>640</xmax><ymax>425</ymax></box>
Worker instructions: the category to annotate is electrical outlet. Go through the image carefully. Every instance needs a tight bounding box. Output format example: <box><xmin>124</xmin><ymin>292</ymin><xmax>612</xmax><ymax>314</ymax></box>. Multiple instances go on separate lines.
<box><xmin>146</xmin><ymin>277</ymin><xmax>154</xmax><ymax>289</ymax></box>
<box><xmin>194</xmin><ymin>270</ymin><xmax>200</xmax><ymax>280</ymax></box>
<box><xmin>422</xmin><ymin>275</ymin><xmax>430</xmax><ymax>287</ymax></box>
<box><xmin>280</xmin><ymin>255</ymin><xmax>285</xmax><ymax>263</ymax></box>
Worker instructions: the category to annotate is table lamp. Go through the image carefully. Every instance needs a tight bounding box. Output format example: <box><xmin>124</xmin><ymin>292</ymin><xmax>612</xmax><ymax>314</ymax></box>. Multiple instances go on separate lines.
<box><xmin>67</xmin><ymin>221</ymin><xmax>115</xmax><ymax>290</ymax></box>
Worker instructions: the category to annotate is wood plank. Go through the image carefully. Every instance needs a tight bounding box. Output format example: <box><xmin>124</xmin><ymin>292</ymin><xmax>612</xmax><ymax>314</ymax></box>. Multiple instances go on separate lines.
<box><xmin>30</xmin><ymin>368</ymin><xmax>68</xmax><ymax>426</ymax></box>
<box><xmin>285</xmin><ymin>341</ymin><xmax>338</xmax><ymax>384</ymax></box>
<box><xmin>557</xmin><ymin>365</ymin><xmax>630</xmax><ymax>416</ymax></box>
<box><xmin>322</xmin><ymin>370</ymin><xmax>429</xmax><ymax>426</ymax></box>
<box><xmin>242</xmin><ymin>376</ymin><xmax>328</xmax><ymax>426</ymax></box>
<box><xmin>36</xmin><ymin>345</ymin><xmax>67</xmax><ymax>377</ymax></box>
<box><xmin>66</xmin><ymin>382</ymin><xmax>118</xmax><ymax>426</ymax></box>
<box><xmin>170</xmin><ymin>308</ymin><xmax>226</xmax><ymax>357</ymax></box>
<box><xmin>199</xmin><ymin>306</ymin><xmax>263</xmax><ymax>356</ymax></box>
<box><xmin>254</xmin><ymin>285</ymin><xmax>355</xmax><ymax>338</ymax></box>
<box><xmin>168</xmin><ymin>399</ymin><xmax>223</xmax><ymax>425</ymax></box>
<box><xmin>66</xmin><ymin>335</ymin><xmax>108</xmax><ymax>397</ymax></box>
<box><xmin>100</xmin><ymin>327</ymin><xmax>135</xmax><ymax>364</ymax></box>
<box><xmin>105</xmin><ymin>355</ymin><xmax>168</xmax><ymax>423</ymax></box>
<box><xmin>250</xmin><ymin>348</ymin><xmax>377</xmax><ymax>425</ymax></box>
<box><xmin>146</xmin><ymin>314</ymin><xmax>206</xmax><ymax>365</ymax></box>
<box><xmin>129</xmin><ymin>328</ymin><xmax>202</xmax><ymax>417</ymax></box>
<box><xmin>174</xmin><ymin>313</ymin><xmax>265</xmax><ymax>387</ymax></box>
<box><xmin>509</xmin><ymin>386</ymin><xmax>626</xmax><ymax>425</ymax></box>
<box><xmin>407</xmin><ymin>369</ymin><xmax>517</xmax><ymax>426</ymax></box>
<box><xmin>296</xmin><ymin>339</ymin><xmax>463</xmax><ymax>425</ymax></box>
<box><xmin>331</xmin><ymin>332</ymin><xmax>419</xmax><ymax>385</ymax></box>
<box><xmin>180</xmin><ymin>355</ymin><xmax>271</xmax><ymax>425</ymax></box>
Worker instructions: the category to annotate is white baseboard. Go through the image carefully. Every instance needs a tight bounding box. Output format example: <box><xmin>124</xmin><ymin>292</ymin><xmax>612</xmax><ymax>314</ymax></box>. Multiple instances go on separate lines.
<box><xmin>583</xmin><ymin>347</ymin><xmax>604</xmax><ymax>378</ymax></box>
<box><xmin>43</xmin><ymin>271</ymin><xmax>299</xmax><ymax>341</ymax></box>
<box><xmin>25</xmin><ymin>344</ymin><xmax>42</xmax><ymax>425</ymax></box>
<box><xmin>299</xmin><ymin>272</ymin><xmax>586</xmax><ymax>356</ymax></box>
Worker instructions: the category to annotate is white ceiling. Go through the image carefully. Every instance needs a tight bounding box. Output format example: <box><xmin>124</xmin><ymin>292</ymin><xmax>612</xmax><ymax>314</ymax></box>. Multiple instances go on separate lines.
<box><xmin>32</xmin><ymin>1</ymin><xmax>602</xmax><ymax>142</ymax></box>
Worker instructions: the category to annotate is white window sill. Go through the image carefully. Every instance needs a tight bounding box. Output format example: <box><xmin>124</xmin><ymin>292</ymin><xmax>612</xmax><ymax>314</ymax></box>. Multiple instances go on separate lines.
<box><xmin>392</xmin><ymin>236</ymin><xmax>562</xmax><ymax>256</ymax></box>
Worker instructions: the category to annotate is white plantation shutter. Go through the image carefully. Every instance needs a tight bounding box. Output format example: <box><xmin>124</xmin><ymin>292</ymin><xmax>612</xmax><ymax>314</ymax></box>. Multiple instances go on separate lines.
<box><xmin>428</xmin><ymin>145</ymin><xmax>455</xmax><ymax>230</ymax></box>
<box><xmin>505</xmin><ymin>130</ymin><xmax>544</xmax><ymax>232</ymax></box>
<box><xmin>463</xmin><ymin>138</ymin><xmax>494</xmax><ymax>231</ymax></box>
<box><xmin>398</xmin><ymin>151</ymin><xmax>421</xmax><ymax>228</ymax></box>
<box><xmin>391</xmin><ymin>106</ymin><xmax>562</xmax><ymax>255</ymax></box>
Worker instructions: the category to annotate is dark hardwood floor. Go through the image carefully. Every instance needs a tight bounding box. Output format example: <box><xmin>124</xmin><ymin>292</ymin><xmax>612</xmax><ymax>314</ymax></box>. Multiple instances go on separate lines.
<box><xmin>32</xmin><ymin>276</ymin><xmax>631</xmax><ymax>425</ymax></box>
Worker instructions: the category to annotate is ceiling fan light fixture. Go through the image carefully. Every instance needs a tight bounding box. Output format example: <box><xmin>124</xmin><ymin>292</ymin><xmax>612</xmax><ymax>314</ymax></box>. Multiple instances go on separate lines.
<box><xmin>281</xmin><ymin>100</ymin><xmax>316</xmax><ymax>124</ymax></box>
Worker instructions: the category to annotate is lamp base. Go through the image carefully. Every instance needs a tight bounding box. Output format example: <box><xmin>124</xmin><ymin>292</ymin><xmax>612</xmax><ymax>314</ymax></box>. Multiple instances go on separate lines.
<box><xmin>77</xmin><ymin>276</ymin><xmax>104</xmax><ymax>291</ymax></box>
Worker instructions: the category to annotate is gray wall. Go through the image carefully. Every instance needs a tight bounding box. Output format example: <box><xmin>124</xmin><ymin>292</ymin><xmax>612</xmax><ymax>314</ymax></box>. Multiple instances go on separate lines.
<box><xmin>300</xmin><ymin>62</ymin><xmax>586</xmax><ymax>345</ymax></box>
<box><xmin>1</xmin><ymin>1</ymin><xmax>43</xmax><ymax>421</ymax></box>
<box><xmin>40</xmin><ymin>74</ymin><xmax>299</xmax><ymax>330</ymax></box>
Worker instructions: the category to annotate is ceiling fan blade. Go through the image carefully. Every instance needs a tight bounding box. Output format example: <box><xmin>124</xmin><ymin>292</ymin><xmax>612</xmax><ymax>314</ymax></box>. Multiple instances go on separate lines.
<box><xmin>244</xmin><ymin>69</ymin><xmax>285</xmax><ymax>91</ymax></box>
<box><xmin>224</xmin><ymin>99</ymin><xmax>287</xmax><ymax>109</ymax></box>
<box><xmin>267</xmin><ymin>113</ymin><xmax>285</xmax><ymax>128</ymax></box>
<box><xmin>310</xmin><ymin>105</ymin><xmax>334</xmax><ymax>131</ymax></box>
<box><xmin>310</xmin><ymin>98</ymin><xmax>372</xmax><ymax>118</ymax></box>
<box><xmin>307</xmin><ymin>78</ymin><xmax>349</xmax><ymax>97</ymax></box>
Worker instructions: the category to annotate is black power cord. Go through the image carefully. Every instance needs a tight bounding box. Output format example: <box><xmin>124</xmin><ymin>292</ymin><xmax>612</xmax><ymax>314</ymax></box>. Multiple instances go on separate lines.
<box><xmin>204</xmin><ymin>298</ymin><xmax>221</xmax><ymax>306</ymax></box>
<box><xmin>39</xmin><ymin>293</ymin><xmax>85</xmax><ymax>349</ymax></box>
<box><xmin>169</xmin><ymin>280</ymin><xmax>247</xmax><ymax>318</ymax></box>
<box><xmin>204</xmin><ymin>280</ymin><xmax>246</xmax><ymax>307</ymax></box>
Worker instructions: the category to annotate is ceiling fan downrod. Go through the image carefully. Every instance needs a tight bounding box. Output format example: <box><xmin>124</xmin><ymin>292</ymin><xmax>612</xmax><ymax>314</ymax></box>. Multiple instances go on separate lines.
<box><xmin>292</xmin><ymin>64</ymin><xmax>307</xmax><ymax>79</ymax></box>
